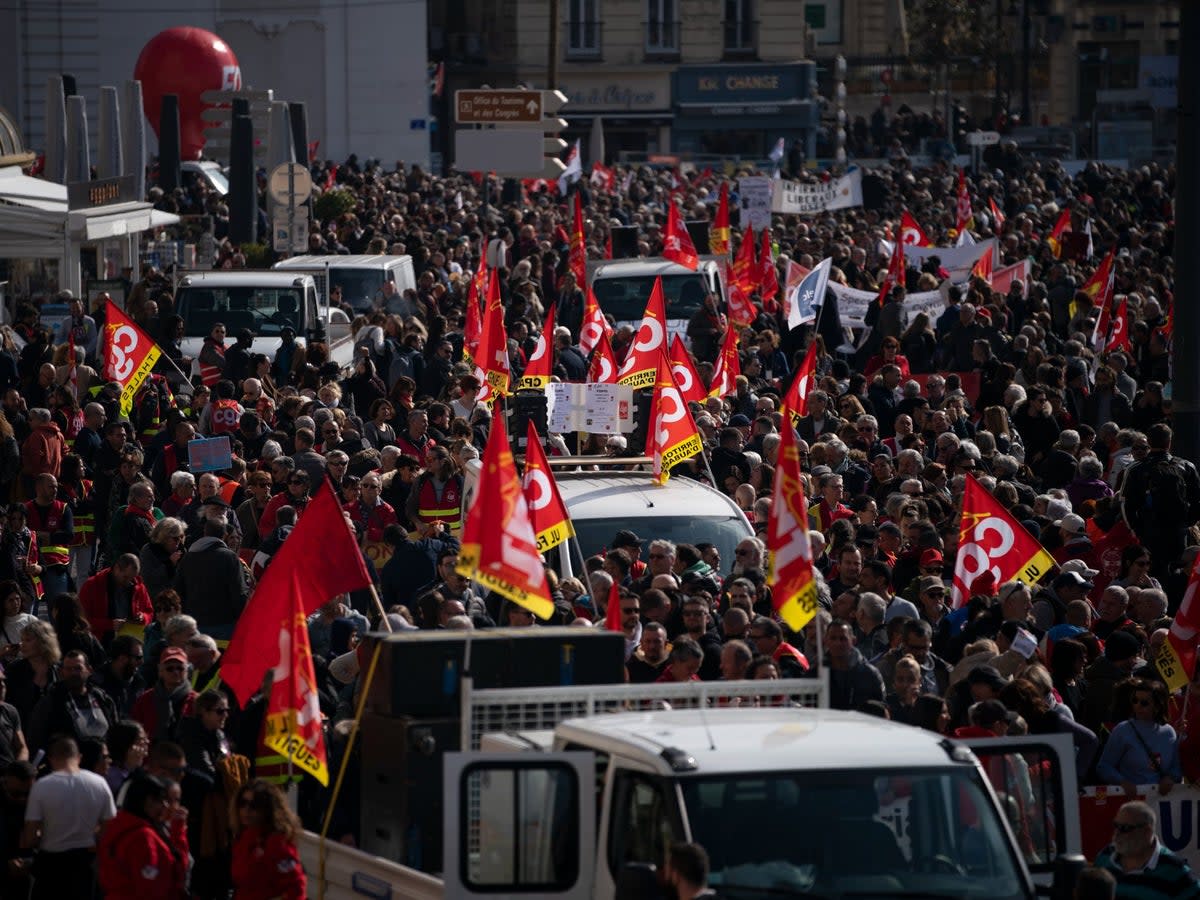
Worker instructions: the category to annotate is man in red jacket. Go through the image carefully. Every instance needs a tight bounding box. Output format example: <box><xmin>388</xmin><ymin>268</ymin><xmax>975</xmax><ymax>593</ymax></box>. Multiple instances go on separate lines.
<box><xmin>79</xmin><ymin>553</ymin><xmax>153</xmax><ymax>645</ymax></box>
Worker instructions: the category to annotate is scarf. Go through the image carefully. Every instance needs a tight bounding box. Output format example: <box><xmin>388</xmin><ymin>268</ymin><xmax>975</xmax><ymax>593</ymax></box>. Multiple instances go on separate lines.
<box><xmin>124</xmin><ymin>505</ymin><xmax>156</xmax><ymax>526</ymax></box>
<box><xmin>152</xmin><ymin>680</ymin><xmax>192</xmax><ymax>740</ymax></box>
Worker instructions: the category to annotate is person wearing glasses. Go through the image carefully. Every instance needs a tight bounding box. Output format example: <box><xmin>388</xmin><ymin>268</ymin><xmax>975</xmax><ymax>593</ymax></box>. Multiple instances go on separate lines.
<box><xmin>257</xmin><ymin>469</ymin><xmax>311</xmax><ymax>541</ymax></box>
<box><xmin>1097</xmin><ymin>678</ymin><xmax>1181</xmax><ymax>798</ymax></box>
<box><xmin>1096</xmin><ymin>800</ymin><xmax>1200</xmax><ymax>894</ymax></box>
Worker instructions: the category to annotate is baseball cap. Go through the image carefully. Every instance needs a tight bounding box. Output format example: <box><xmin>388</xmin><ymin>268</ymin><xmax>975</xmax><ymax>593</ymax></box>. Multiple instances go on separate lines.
<box><xmin>1059</xmin><ymin>559</ymin><xmax>1100</xmax><ymax>579</ymax></box>
<box><xmin>1054</xmin><ymin>513</ymin><xmax>1087</xmax><ymax>536</ymax></box>
<box><xmin>1055</xmin><ymin>570</ymin><xmax>1095</xmax><ymax>591</ymax></box>
<box><xmin>1105</xmin><ymin>629</ymin><xmax>1141</xmax><ymax>663</ymax></box>
<box><xmin>728</xmin><ymin>414</ymin><xmax>752</xmax><ymax>427</ymax></box>
<box><xmin>966</xmin><ymin>665</ymin><xmax>1008</xmax><ymax>692</ymax></box>
<box><xmin>920</xmin><ymin>549</ymin><xmax>944</xmax><ymax>568</ymax></box>
<box><xmin>917</xmin><ymin>575</ymin><xmax>946</xmax><ymax>595</ymax></box>
<box><xmin>612</xmin><ymin>529</ymin><xmax>642</xmax><ymax>549</ymax></box>
<box><xmin>974</xmin><ymin>698</ymin><xmax>1019</xmax><ymax>727</ymax></box>
<box><xmin>160</xmin><ymin>647</ymin><xmax>188</xmax><ymax>667</ymax></box>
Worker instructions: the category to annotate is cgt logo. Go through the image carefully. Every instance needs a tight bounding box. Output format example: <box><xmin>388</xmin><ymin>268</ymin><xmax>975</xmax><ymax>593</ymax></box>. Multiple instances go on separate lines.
<box><xmin>222</xmin><ymin>65</ymin><xmax>243</xmax><ymax>92</ymax></box>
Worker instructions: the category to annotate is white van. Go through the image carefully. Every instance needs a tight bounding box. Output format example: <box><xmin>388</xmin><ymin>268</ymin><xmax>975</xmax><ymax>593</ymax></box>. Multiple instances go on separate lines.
<box><xmin>272</xmin><ymin>254</ymin><xmax>417</xmax><ymax>315</ymax></box>
<box><xmin>589</xmin><ymin>257</ymin><xmax>722</xmax><ymax>346</ymax></box>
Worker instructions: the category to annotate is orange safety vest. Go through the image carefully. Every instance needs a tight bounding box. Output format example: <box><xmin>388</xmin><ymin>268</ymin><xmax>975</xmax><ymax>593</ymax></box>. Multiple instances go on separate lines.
<box><xmin>24</xmin><ymin>500</ymin><xmax>71</xmax><ymax>567</ymax></box>
<box><xmin>199</xmin><ymin>342</ymin><xmax>226</xmax><ymax>388</ymax></box>
<box><xmin>416</xmin><ymin>474</ymin><xmax>462</xmax><ymax>525</ymax></box>
<box><xmin>209</xmin><ymin>398</ymin><xmax>242</xmax><ymax>435</ymax></box>
<box><xmin>218</xmin><ymin>477</ymin><xmax>239</xmax><ymax>505</ymax></box>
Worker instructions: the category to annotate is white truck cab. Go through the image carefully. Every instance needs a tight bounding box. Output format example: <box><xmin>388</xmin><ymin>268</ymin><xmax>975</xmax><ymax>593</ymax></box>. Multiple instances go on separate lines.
<box><xmin>588</xmin><ymin>257</ymin><xmax>722</xmax><ymax>347</ymax></box>
<box><xmin>172</xmin><ymin>270</ymin><xmax>355</xmax><ymax>378</ymax></box>
<box><xmin>272</xmin><ymin>254</ymin><xmax>417</xmax><ymax>315</ymax></box>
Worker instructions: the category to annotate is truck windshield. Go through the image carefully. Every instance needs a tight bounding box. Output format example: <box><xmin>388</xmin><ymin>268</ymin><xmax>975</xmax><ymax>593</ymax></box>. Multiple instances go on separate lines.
<box><xmin>329</xmin><ymin>270</ymin><xmax>385</xmax><ymax>313</ymax></box>
<box><xmin>680</xmin><ymin>768</ymin><xmax>1028</xmax><ymax>899</ymax></box>
<box><xmin>176</xmin><ymin>286</ymin><xmax>305</xmax><ymax>338</ymax></box>
<box><xmin>571</xmin><ymin>516</ymin><xmax>748</xmax><ymax>573</ymax></box>
<box><xmin>592</xmin><ymin>273</ymin><xmax>708</xmax><ymax>322</ymax></box>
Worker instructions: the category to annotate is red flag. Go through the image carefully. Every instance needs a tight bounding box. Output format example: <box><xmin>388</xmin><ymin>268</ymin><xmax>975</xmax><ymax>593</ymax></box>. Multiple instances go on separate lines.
<box><xmin>604</xmin><ymin>579</ymin><xmax>623</xmax><ymax>632</ymax></box>
<box><xmin>950</xmin><ymin>474</ymin><xmax>1055</xmax><ymax>609</ymax></box>
<box><xmin>732</xmin><ymin>225</ymin><xmax>758</xmax><ymax>296</ymax></box>
<box><xmin>587</xmin><ymin>333</ymin><xmax>618</xmax><ymax>384</ymax></box>
<box><xmin>616</xmin><ymin>277</ymin><xmax>668</xmax><ymax>389</ymax></box>
<box><xmin>103</xmin><ymin>299</ymin><xmax>163</xmax><ymax>417</ymax></box>
<box><xmin>668</xmin><ymin>334</ymin><xmax>707</xmax><ymax>406</ymax></box>
<box><xmin>1105</xmin><ymin>296</ymin><xmax>1132</xmax><ymax>353</ymax></box>
<box><xmin>954</xmin><ymin>168</ymin><xmax>974</xmax><ymax>236</ymax></box>
<box><xmin>1048</xmin><ymin>208</ymin><xmax>1072</xmax><ymax>258</ymax></box>
<box><xmin>66</xmin><ymin>340</ymin><xmax>79</xmax><ymax>404</ymax></box>
<box><xmin>989</xmin><ymin>197</ymin><xmax>1006</xmax><ymax>233</ymax></box>
<box><xmin>708</xmin><ymin>326</ymin><xmax>742</xmax><ymax>398</ymax></box>
<box><xmin>662</xmin><ymin>200</ymin><xmax>699</xmax><ymax>271</ymax></box>
<box><xmin>473</xmin><ymin>270</ymin><xmax>510</xmax><ymax>403</ymax></box>
<box><xmin>768</xmin><ymin>413</ymin><xmax>820</xmax><ymax>632</ymax></box>
<box><xmin>781</xmin><ymin>341</ymin><xmax>819</xmax><ymax>423</ymax></box>
<box><xmin>223</xmin><ymin>480</ymin><xmax>371</xmax><ymax>705</ymax></box>
<box><xmin>463</xmin><ymin>253</ymin><xmax>487</xmax><ymax>364</ymax></box>
<box><xmin>899</xmin><ymin>210</ymin><xmax>931</xmax><ymax>247</ymax></box>
<box><xmin>877</xmin><ymin>239</ymin><xmax>905</xmax><ymax>307</ymax></box>
<box><xmin>323</xmin><ymin>164</ymin><xmax>338</xmax><ymax>191</ymax></box>
<box><xmin>457</xmin><ymin>413</ymin><xmax>554</xmax><ymax>619</ymax></box>
<box><xmin>307</xmin><ymin>140</ymin><xmax>320</xmax><ymax>163</ymax></box>
<box><xmin>604</xmin><ymin>232</ymin><xmax>613</xmax><ymax>260</ymax></box>
<box><xmin>758</xmin><ymin>228</ymin><xmax>779</xmax><ymax>313</ymax></box>
<box><xmin>721</xmin><ymin>259</ymin><xmax>755</xmax><ymax>329</ymax></box>
<box><xmin>589</xmin><ymin>162</ymin><xmax>615</xmax><ymax>192</ymax></box>
<box><xmin>522</xmin><ymin>420</ymin><xmax>574</xmax><ymax>553</ymax></box>
<box><xmin>263</xmin><ymin>589</ymin><xmax>331</xmax><ymax>785</ymax></box>
<box><xmin>579</xmin><ymin>286</ymin><xmax>612</xmax><ymax>356</ymax></box>
<box><xmin>1084</xmin><ymin>249</ymin><xmax>1116</xmax><ymax>349</ymax></box>
<box><xmin>709</xmin><ymin>182</ymin><xmax>731</xmax><ymax>257</ymax></box>
<box><xmin>1157</xmin><ymin>553</ymin><xmax>1200</xmax><ymax>691</ymax></box>
<box><xmin>971</xmin><ymin>245</ymin><xmax>994</xmax><ymax>283</ymax></box>
<box><xmin>515</xmin><ymin>302</ymin><xmax>556</xmax><ymax>391</ymax></box>
<box><xmin>569</xmin><ymin>195</ymin><xmax>588</xmax><ymax>291</ymax></box>
<box><xmin>649</xmin><ymin>351</ymin><xmax>703</xmax><ymax>485</ymax></box>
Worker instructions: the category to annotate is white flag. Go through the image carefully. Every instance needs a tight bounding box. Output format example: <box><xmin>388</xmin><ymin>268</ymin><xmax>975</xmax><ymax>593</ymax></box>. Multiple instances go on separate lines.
<box><xmin>769</xmin><ymin>137</ymin><xmax>785</xmax><ymax>163</ymax></box>
<box><xmin>558</xmin><ymin>139</ymin><xmax>582</xmax><ymax>194</ymax></box>
<box><xmin>788</xmin><ymin>257</ymin><xmax>831</xmax><ymax>330</ymax></box>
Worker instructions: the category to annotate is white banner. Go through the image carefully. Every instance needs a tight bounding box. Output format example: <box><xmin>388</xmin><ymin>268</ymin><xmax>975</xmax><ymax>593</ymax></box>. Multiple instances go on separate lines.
<box><xmin>771</xmin><ymin>168</ymin><xmax>863</xmax><ymax>215</ymax></box>
<box><xmin>824</xmin><ymin>282</ymin><xmax>945</xmax><ymax>330</ymax></box>
<box><xmin>738</xmin><ymin>176</ymin><xmax>773</xmax><ymax>230</ymax></box>
<box><xmin>880</xmin><ymin>238</ymin><xmax>996</xmax><ymax>284</ymax></box>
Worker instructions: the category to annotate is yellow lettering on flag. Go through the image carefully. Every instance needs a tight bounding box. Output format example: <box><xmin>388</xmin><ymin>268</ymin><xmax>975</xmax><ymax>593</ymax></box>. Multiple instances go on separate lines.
<box><xmin>457</xmin><ymin>543</ymin><xmax>555</xmax><ymax>619</ymax></box>
<box><xmin>1157</xmin><ymin>640</ymin><xmax>1189</xmax><ymax>693</ymax></box>
<box><xmin>118</xmin><ymin>344</ymin><xmax>161</xmax><ymax>416</ymax></box>
<box><xmin>264</xmin><ymin>712</ymin><xmax>329</xmax><ymax>785</ymax></box>
<box><xmin>658</xmin><ymin>432</ymin><xmax>703</xmax><ymax>478</ymax></box>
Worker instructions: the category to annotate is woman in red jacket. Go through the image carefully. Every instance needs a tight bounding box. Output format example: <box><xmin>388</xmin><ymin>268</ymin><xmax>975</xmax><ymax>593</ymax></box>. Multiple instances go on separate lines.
<box><xmin>98</xmin><ymin>772</ymin><xmax>189</xmax><ymax>900</ymax></box>
<box><xmin>231</xmin><ymin>778</ymin><xmax>307</xmax><ymax>900</ymax></box>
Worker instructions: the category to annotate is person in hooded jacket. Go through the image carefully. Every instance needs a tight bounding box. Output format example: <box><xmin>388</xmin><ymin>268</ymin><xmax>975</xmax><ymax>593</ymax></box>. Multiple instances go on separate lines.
<box><xmin>824</xmin><ymin>618</ymin><xmax>885</xmax><ymax>711</ymax></box>
<box><xmin>97</xmin><ymin>771</ymin><xmax>189</xmax><ymax>900</ymax></box>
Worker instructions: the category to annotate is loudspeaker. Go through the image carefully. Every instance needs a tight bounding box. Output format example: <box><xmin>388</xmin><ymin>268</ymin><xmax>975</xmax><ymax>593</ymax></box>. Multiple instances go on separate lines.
<box><xmin>509</xmin><ymin>391</ymin><xmax>548</xmax><ymax>445</ymax></box>
<box><xmin>686</xmin><ymin>221</ymin><xmax>710</xmax><ymax>255</ymax></box>
<box><xmin>364</xmin><ymin>628</ymin><xmax>626</xmax><ymax>718</ymax></box>
<box><xmin>158</xmin><ymin>95</ymin><xmax>181</xmax><ymax>192</ymax></box>
<box><xmin>626</xmin><ymin>389</ymin><xmax>654</xmax><ymax>455</ymax></box>
<box><xmin>609</xmin><ymin>226</ymin><xmax>639</xmax><ymax>259</ymax></box>
<box><xmin>228</xmin><ymin>114</ymin><xmax>257</xmax><ymax>245</ymax></box>
<box><xmin>359</xmin><ymin>714</ymin><xmax>459</xmax><ymax>871</ymax></box>
<box><xmin>288</xmin><ymin>101</ymin><xmax>309</xmax><ymax>164</ymax></box>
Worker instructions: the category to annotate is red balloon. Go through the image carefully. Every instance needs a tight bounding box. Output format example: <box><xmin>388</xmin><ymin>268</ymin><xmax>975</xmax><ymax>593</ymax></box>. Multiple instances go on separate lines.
<box><xmin>133</xmin><ymin>27</ymin><xmax>242</xmax><ymax>161</ymax></box>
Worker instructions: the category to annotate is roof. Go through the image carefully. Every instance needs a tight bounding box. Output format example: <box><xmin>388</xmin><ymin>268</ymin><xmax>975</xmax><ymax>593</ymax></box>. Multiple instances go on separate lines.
<box><xmin>178</xmin><ymin>270</ymin><xmax>315</xmax><ymax>287</ymax></box>
<box><xmin>555</xmin><ymin>473</ymin><xmax>745</xmax><ymax>522</ymax></box>
<box><xmin>591</xmin><ymin>258</ymin><xmax>717</xmax><ymax>279</ymax></box>
<box><xmin>555</xmin><ymin>707</ymin><xmax>962</xmax><ymax>776</ymax></box>
<box><xmin>273</xmin><ymin>254</ymin><xmax>412</xmax><ymax>269</ymax></box>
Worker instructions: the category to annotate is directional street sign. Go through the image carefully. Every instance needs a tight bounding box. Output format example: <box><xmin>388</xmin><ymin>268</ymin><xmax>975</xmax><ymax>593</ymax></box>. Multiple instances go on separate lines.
<box><xmin>966</xmin><ymin>130</ymin><xmax>1001</xmax><ymax>147</ymax></box>
<box><xmin>456</xmin><ymin>90</ymin><xmax>544</xmax><ymax>124</ymax></box>
<box><xmin>453</xmin><ymin>88</ymin><xmax>570</xmax><ymax>178</ymax></box>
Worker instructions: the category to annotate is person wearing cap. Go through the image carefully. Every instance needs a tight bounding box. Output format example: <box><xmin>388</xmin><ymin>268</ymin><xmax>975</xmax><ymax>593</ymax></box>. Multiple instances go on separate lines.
<box><xmin>610</xmin><ymin>530</ymin><xmax>647</xmax><ymax>581</ymax></box>
<box><xmin>1051</xmin><ymin>512</ymin><xmax>1095</xmax><ymax>565</ymax></box>
<box><xmin>130</xmin><ymin>645</ymin><xmax>198</xmax><ymax>743</ymax></box>
<box><xmin>959</xmin><ymin>581</ymin><xmax>1037</xmax><ymax>651</ymax></box>
<box><xmin>1033</xmin><ymin>570</ymin><xmax>1095</xmax><ymax>632</ymax></box>
<box><xmin>1082</xmin><ymin>630</ymin><xmax>1144</xmax><ymax>734</ymax></box>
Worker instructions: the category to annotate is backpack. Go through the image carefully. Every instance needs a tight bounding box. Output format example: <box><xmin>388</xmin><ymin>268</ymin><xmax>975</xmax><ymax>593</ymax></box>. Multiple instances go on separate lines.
<box><xmin>1144</xmin><ymin>456</ymin><xmax>1190</xmax><ymax>523</ymax></box>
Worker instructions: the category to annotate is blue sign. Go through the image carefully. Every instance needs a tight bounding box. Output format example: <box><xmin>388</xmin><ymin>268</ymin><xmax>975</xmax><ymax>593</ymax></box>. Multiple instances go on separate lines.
<box><xmin>410</xmin><ymin>118</ymin><xmax>427</xmax><ymax>131</ymax></box>
<box><xmin>674</xmin><ymin>63</ymin><xmax>814</xmax><ymax>105</ymax></box>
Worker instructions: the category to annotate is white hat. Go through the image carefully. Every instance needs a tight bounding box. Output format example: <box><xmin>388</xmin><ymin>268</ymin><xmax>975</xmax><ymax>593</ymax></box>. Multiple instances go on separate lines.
<box><xmin>1059</xmin><ymin>558</ymin><xmax>1099</xmax><ymax>579</ymax></box>
<box><xmin>1054</xmin><ymin>513</ymin><xmax>1087</xmax><ymax>536</ymax></box>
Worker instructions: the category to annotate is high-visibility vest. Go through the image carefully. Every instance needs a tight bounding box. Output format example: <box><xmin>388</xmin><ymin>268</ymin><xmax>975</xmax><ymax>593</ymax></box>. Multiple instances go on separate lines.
<box><xmin>255</xmin><ymin>721</ymin><xmax>300</xmax><ymax>787</ymax></box>
<box><xmin>209</xmin><ymin>398</ymin><xmax>242</xmax><ymax>435</ymax></box>
<box><xmin>25</xmin><ymin>500</ymin><xmax>71</xmax><ymax>567</ymax></box>
<box><xmin>416</xmin><ymin>474</ymin><xmax>463</xmax><ymax>525</ymax></box>
<box><xmin>60</xmin><ymin>480</ymin><xmax>94</xmax><ymax>547</ymax></box>
<box><xmin>218</xmin><ymin>477</ymin><xmax>239</xmax><ymax>505</ymax></box>
<box><xmin>199</xmin><ymin>342</ymin><xmax>225</xmax><ymax>388</ymax></box>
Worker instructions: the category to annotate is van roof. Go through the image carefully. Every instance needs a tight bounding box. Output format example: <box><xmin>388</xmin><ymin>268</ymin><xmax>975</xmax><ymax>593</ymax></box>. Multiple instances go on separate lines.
<box><xmin>590</xmin><ymin>258</ymin><xmax>717</xmax><ymax>279</ymax></box>
<box><xmin>555</xmin><ymin>707</ymin><xmax>962</xmax><ymax>775</ymax></box>
<box><xmin>273</xmin><ymin>254</ymin><xmax>412</xmax><ymax>269</ymax></box>
<box><xmin>555</xmin><ymin>473</ymin><xmax>744</xmax><ymax>521</ymax></box>
<box><xmin>177</xmin><ymin>271</ymin><xmax>313</xmax><ymax>288</ymax></box>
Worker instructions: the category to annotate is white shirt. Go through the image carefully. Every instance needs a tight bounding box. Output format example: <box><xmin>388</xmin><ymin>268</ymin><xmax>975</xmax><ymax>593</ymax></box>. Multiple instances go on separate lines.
<box><xmin>25</xmin><ymin>768</ymin><xmax>115</xmax><ymax>851</ymax></box>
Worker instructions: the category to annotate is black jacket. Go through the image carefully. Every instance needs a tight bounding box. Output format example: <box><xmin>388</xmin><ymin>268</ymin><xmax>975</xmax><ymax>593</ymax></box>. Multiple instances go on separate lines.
<box><xmin>825</xmin><ymin>648</ymin><xmax>885</xmax><ymax>711</ymax></box>
<box><xmin>174</xmin><ymin>537</ymin><xmax>250</xmax><ymax>630</ymax></box>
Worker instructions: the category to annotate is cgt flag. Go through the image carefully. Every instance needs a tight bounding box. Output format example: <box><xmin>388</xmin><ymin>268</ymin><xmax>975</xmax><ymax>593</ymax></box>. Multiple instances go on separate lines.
<box><xmin>522</xmin><ymin>420</ymin><xmax>574</xmax><ymax>553</ymax></box>
<box><xmin>768</xmin><ymin>411</ymin><xmax>820</xmax><ymax>631</ymax></box>
<box><xmin>222</xmin><ymin>479</ymin><xmax>372</xmax><ymax>706</ymax></box>
<box><xmin>709</xmin><ymin>182</ymin><xmax>731</xmax><ymax>257</ymax></box>
<box><xmin>474</xmin><ymin>269</ymin><xmax>511</xmax><ymax>403</ymax></box>
<box><xmin>463</xmin><ymin>252</ymin><xmax>487</xmax><ymax>364</ymax></box>
<box><xmin>708</xmin><ymin>326</ymin><xmax>741</xmax><ymax>398</ymax></box>
<box><xmin>1047</xmin><ymin>208</ymin><xmax>1072</xmax><ymax>258</ymax></box>
<box><xmin>103</xmin><ymin>300</ymin><xmax>162</xmax><ymax>417</ymax></box>
<box><xmin>951</xmin><ymin>474</ymin><xmax>1056</xmax><ymax>609</ymax></box>
<box><xmin>515</xmin><ymin>302</ymin><xmax>556</xmax><ymax>391</ymax></box>
<box><xmin>569</xmin><ymin>194</ymin><xmax>588</xmax><ymax>290</ymax></box>
<box><xmin>579</xmin><ymin>285</ymin><xmax>613</xmax><ymax>356</ymax></box>
<box><xmin>616</xmin><ymin>277</ymin><xmax>668</xmax><ymax>389</ymax></box>
<box><xmin>876</xmin><ymin>238</ymin><xmax>905</xmax><ymax>307</ymax></box>
<box><xmin>262</xmin><ymin>589</ymin><xmax>330</xmax><ymax>785</ymax></box>
<box><xmin>587</xmin><ymin>333</ymin><xmax>619</xmax><ymax>384</ymax></box>
<box><xmin>732</xmin><ymin>225</ymin><xmax>758</xmax><ymax>297</ymax></box>
<box><xmin>781</xmin><ymin>341</ymin><xmax>819</xmax><ymax>424</ymax></box>
<box><xmin>1157</xmin><ymin>552</ymin><xmax>1200</xmax><ymax>691</ymax></box>
<box><xmin>899</xmin><ymin>210</ymin><xmax>931</xmax><ymax>247</ymax></box>
<box><xmin>457</xmin><ymin>413</ymin><xmax>555</xmax><ymax>619</ymax></box>
<box><xmin>759</xmin><ymin>228</ymin><xmax>779</xmax><ymax>313</ymax></box>
<box><xmin>663</xmin><ymin>200</ymin><xmax>699</xmax><ymax>271</ymax></box>
<box><xmin>649</xmin><ymin>351</ymin><xmax>703</xmax><ymax>485</ymax></box>
<box><xmin>668</xmin><ymin>334</ymin><xmax>707</xmax><ymax>406</ymax></box>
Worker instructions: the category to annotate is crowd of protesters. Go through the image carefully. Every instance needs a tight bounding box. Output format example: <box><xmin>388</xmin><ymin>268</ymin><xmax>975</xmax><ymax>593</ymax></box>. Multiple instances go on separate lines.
<box><xmin>0</xmin><ymin>142</ymin><xmax>1190</xmax><ymax>896</ymax></box>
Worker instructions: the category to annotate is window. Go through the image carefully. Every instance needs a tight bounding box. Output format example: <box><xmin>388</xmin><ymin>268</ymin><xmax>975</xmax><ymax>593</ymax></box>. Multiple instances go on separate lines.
<box><xmin>723</xmin><ymin>0</ymin><xmax>755</xmax><ymax>54</ymax></box>
<box><xmin>646</xmin><ymin>0</ymin><xmax>679</xmax><ymax>54</ymax></box>
<box><xmin>567</xmin><ymin>0</ymin><xmax>601</xmax><ymax>58</ymax></box>
<box><xmin>608</xmin><ymin>772</ymin><xmax>677</xmax><ymax>874</ymax></box>
<box><xmin>175</xmin><ymin>286</ymin><xmax>305</xmax><ymax>339</ymax></box>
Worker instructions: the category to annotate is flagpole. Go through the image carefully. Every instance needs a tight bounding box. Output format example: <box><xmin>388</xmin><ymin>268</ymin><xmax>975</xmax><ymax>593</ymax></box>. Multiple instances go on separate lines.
<box><xmin>159</xmin><ymin>352</ymin><xmax>194</xmax><ymax>388</ymax></box>
<box><xmin>367</xmin><ymin>583</ymin><xmax>394</xmax><ymax>632</ymax></box>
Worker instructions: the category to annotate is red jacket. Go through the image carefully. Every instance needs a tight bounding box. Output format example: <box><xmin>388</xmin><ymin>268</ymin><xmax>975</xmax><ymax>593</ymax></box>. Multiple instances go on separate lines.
<box><xmin>79</xmin><ymin>567</ymin><xmax>153</xmax><ymax>639</ymax></box>
<box><xmin>231</xmin><ymin>826</ymin><xmax>306</xmax><ymax>900</ymax></box>
<box><xmin>346</xmin><ymin>499</ymin><xmax>398</xmax><ymax>544</ymax></box>
<box><xmin>97</xmin><ymin>809</ymin><xmax>189</xmax><ymax>900</ymax></box>
<box><xmin>258</xmin><ymin>490</ymin><xmax>309</xmax><ymax>540</ymax></box>
<box><xmin>21</xmin><ymin>422</ymin><xmax>66</xmax><ymax>477</ymax></box>
<box><xmin>130</xmin><ymin>686</ymin><xmax>198</xmax><ymax>742</ymax></box>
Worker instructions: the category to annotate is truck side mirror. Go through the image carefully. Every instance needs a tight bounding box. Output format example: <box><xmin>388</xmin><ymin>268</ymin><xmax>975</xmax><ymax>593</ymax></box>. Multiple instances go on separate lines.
<box><xmin>616</xmin><ymin>862</ymin><xmax>663</xmax><ymax>900</ymax></box>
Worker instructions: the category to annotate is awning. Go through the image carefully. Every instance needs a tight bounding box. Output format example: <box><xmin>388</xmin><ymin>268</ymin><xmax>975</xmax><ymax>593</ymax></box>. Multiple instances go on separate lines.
<box><xmin>0</xmin><ymin>166</ymin><xmax>69</xmax><ymax>211</ymax></box>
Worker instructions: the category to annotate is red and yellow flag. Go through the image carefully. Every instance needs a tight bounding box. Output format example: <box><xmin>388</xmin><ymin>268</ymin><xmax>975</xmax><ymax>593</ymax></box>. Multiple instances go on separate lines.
<box><xmin>989</xmin><ymin>197</ymin><xmax>1006</xmax><ymax>233</ymax></box>
<box><xmin>616</xmin><ymin>276</ymin><xmax>668</xmax><ymax>389</ymax></box>
<box><xmin>579</xmin><ymin>285</ymin><xmax>612</xmax><ymax>356</ymax></box>
<box><xmin>103</xmin><ymin>299</ymin><xmax>162</xmax><ymax>416</ymax></box>
<box><xmin>899</xmin><ymin>210</ymin><xmax>931</xmax><ymax>247</ymax></box>
<box><xmin>732</xmin><ymin>225</ymin><xmax>758</xmax><ymax>296</ymax></box>
<box><xmin>709</xmin><ymin>182</ymin><xmax>731</xmax><ymax>257</ymax></box>
<box><xmin>668</xmin><ymin>334</ymin><xmax>707</xmax><ymax>406</ymax></box>
<box><xmin>722</xmin><ymin>259</ymin><xmax>756</xmax><ymax>329</ymax></box>
<box><xmin>457</xmin><ymin>413</ymin><xmax>554</xmax><ymax>619</ymax></box>
<box><xmin>263</xmin><ymin>589</ymin><xmax>330</xmax><ymax>785</ymax></box>
<box><xmin>1157</xmin><ymin>552</ymin><xmax>1200</xmax><ymax>691</ymax></box>
<box><xmin>708</xmin><ymin>326</ymin><xmax>741</xmax><ymax>398</ymax></box>
<box><xmin>587</xmin><ymin>333</ymin><xmax>618</xmax><ymax>384</ymax></box>
<box><xmin>569</xmin><ymin>194</ymin><xmax>588</xmax><ymax>290</ymax></box>
<box><xmin>781</xmin><ymin>341</ymin><xmax>819</xmax><ymax>425</ymax></box>
<box><xmin>1074</xmin><ymin>247</ymin><xmax>1115</xmax><ymax>323</ymax></box>
<box><xmin>663</xmin><ymin>200</ymin><xmax>699</xmax><ymax>271</ymax></box>
<box><xmin>950</xmin><ymin>474</ymin><xmax>1055</xmax><ymax>608</ymax></box>
<box><xmin>464</xmin><ymin>252</ymin><xmax>487</xmax><ymax>364</ymax></box>
<box><xmin>1047</xmin><ymin>208</ymin><xmax>1072</xmax><ymax>258</ymax></box>
<box><xmin>522</xmin><ymin>420</ymin><xmax>573</xmax><ymax>553</ymax></box>
<box><xmin>515</xmin><ymin>302</ymin><xmax>556</xmax><ymax>391</ymax></box>
<box><xmin>473</xmin><ymin>269</ymin><xmax>510</xmax><ymax>403</ymax></box>
<box><xmin>759</xmin><ymin>228</ymin><xmax>779</xmax><ymax>313</ymax></box>
<box><xmin>649</xmin><ymin>351</ymin><xmax>703</xmax><ymax>485</ymax></box>
<box><xmin>768</xmin><ymin>416</ymin><xmax>820</xmax><ymax>632</ymax></box>
<box><xmin>972</xmin><ymin>245</ymin><xmax>994</xmax><ymax>283</ymax></box>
